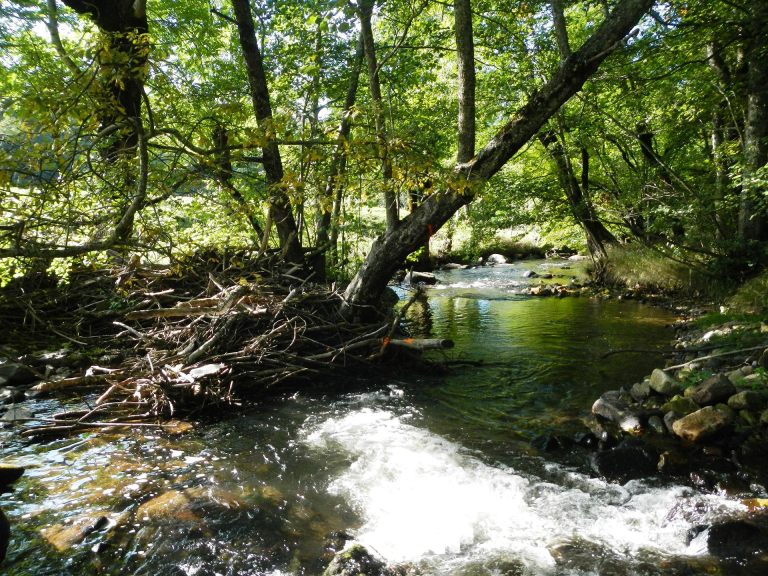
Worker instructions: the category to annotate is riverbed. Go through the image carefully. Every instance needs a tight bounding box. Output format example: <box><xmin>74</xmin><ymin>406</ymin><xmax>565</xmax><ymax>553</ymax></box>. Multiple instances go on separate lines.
<box><xmin>0</xmin><ymin>261</ymin><xmax>759</xmax><ymax>575</ymax></box>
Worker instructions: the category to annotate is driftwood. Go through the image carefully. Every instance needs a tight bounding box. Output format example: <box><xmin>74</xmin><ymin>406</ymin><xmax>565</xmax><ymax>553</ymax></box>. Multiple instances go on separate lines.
<box><xmin>3</xmin><ymin>249</ymin><xmax>451</xmax><ymax>437</ymax></box>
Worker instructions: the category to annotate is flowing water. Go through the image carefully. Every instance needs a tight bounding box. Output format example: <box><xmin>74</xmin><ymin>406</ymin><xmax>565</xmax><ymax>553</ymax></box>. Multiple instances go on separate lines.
<box><xmin>0</xmin><ymin>261</ymin><xmax>761</xmax><ymax>575</ymax></box>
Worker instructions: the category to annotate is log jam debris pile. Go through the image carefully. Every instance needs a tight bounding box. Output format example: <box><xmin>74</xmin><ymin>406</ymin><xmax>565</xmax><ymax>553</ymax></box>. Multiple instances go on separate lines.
<box><xmin>0</xmin><ymin>252</ymin><xmax>444</xmax><ymax>437</ymax></box>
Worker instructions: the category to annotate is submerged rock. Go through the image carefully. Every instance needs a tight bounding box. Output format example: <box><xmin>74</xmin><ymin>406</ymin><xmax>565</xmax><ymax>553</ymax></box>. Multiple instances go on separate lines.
<box><xmin>684</xmin><ymin>374</ymin><xmax>736</xmax><ymax>406</ymax></box>
<box><xmin>707</xmin><ymin>520</ymin><xmax>765</xmax><ymax>557</ymax></box>
<box><xmin>588</xmin><ymin>439</ymin><xmax>657</xmax><ymax>483</ymax></box>
<box><xmin>41</xmin><ymin>513</ymin><xmax>109</xmax><ymax>551</ymax></box>
<box><xmin>672</xmin><ymin>406</ymin><xmax>733</xmax><ymax>442</ymax></box>
<box><xmin>531</xmin><ymin>434</ymin><xmax>572</xmax><ymax>452</ymax></box>
<box><xmin>137</xmin><ymin>486</ymin><xmax>246</xmax><ymax>523</ymax></box>
<box><xmin>323</xmin><ymin>545</ymin><xmax>390</xmax><ymax>576</ymax></box>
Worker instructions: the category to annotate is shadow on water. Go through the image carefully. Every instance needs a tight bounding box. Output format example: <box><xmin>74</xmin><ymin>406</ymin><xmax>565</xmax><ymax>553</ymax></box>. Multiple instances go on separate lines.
<box><xmin>2</xmin><ymin>262</ymin><xmax>765</xmax><ymax>575</ymax></box>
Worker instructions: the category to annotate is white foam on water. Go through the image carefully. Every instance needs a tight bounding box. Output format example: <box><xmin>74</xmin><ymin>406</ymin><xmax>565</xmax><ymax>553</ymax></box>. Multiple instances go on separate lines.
<box><xmin>303</xmin><ymin>409</ymin><xmax>742</xmax><ymax>573</ymax></box>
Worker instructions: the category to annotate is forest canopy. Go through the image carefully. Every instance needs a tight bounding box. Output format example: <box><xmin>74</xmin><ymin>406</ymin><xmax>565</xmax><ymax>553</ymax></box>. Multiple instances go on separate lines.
<box><xmin>1</xmin><ymin>0</ymin><xmax>767</xmax><ymax>309</ymax></box>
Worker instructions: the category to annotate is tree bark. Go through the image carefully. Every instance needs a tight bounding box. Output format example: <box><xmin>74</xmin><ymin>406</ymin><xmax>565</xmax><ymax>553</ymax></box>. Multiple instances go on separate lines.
<box><xmin>550</xmin><ymin>0</ymin><xmax>572</xmax><ymax>63</ymax></box>
<box><xmin>230</xmin><ymin>0</ymin><xmax>303</xmax><ymax>263</ymax></box>
<box><xmin>455</xmin><ymin>0</ymin><xmax>476</xmax><ymax>164</ymax></box>
<box><xmin>539</xmin><ymin>131</ymin><xmax>617</xmax><ymax>258</ymax></box>
<box><xmin>60</xmin><ymin>0</ymin><xmax>148</xmax><ymax>155</ymax></box>
<box><xmin>314</xmin><ymin>34</ymin><xmax>365</xmax><ymax>280</ymax></box>
<box><xmin>739</xmin><ymin>0</ymin><xmax>768</xmax><ymax>242</ymax></box>
<box><xmin>358</xmin><ymin>0</ymin><xmax>398</xmax><ymax>233</ymax></box>
<box><xmin>341</xmin><ymin>0</ymin><xmax>654</xmax><ymax>319</ymax></box>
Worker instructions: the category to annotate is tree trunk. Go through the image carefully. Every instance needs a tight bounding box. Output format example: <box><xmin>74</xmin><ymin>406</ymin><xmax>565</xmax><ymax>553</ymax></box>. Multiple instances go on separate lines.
<box><xmin>539</xmin><ymin>131</ymin><xmax>617</xmax><ymax>258</ymax></box>
<box><xmin>60</xmin><ymin>0</ymin><xmax>148</xmax><ymax>156</ymax></box>
<box><xmin>230</xmin><ymin>0</ymin><xmax>303</xmax><ymax>263</ymax></box>
<box><xmin>341</xmin><ymin>0</ymin><xmax>654</xmax><ymax>319</ymax></box>
<box><xmin>358</xmin><ymin>0</ymin><xmax>398</xmax><ymax>234</ymax></box>
<box><xmin>739</xmin><ymin>0</ymin><xmax>768</xmax><ymax>242</ymax></box>
<box><xmin>455</xmin><ymin>0</ymin><xmax>476</xmax><ymax>164</ymax></box>
<box><xmin>314</xmin><ymin>34</ymin><xmax>365</xmax><ymax>280</ymax></box>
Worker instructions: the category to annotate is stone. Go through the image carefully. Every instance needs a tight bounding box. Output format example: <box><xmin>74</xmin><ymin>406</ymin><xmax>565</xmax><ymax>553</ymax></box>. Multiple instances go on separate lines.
<box><xmin>41</xmin><ymin>514</ymin><xmax>109</xmax><ymax>551</ymax></box>
<box><xmin>440</xmin><ymin>262</ymin><xmax>464</xmax><ymax>270</ymax></box>
<box><xmin>707</xmin><ymin>520</ymin><xmax>765</xmax><ymax>557</ymax></box>
<box><xmin>647</xmin><ymin>415</ymin><xmax>666</xmax><ymax>435</ymax></box>
<box><xmin>760</xmin><ymin>349</ymin><xmax>768</xmax><ymax>370</ymax></box>
<box><xmin>728</xmin><ymin>368</ymin><xmax>750</xmax><ymax>385</ymax></box>
<box><xmin>323</xmin><ymin>545</ymin><xmax>389</xmax><ymax>576</ymax></box>
<box><xmin>588</xmin><ymin>439</ymin><xmax>657</xmax><ymax>483</ymax></box>
<box><xmin>486</xmin><ymin>254</ymin><xmax>507</xmax><ymax>264</ymax></box>
<box><xmin>573</xmin><ymin>431</ymin><xmax>598</xmax><ymax>448</ymax></box>
<box><xmin>0</xmin><ymin>387</ymin><xmax>25</xmax><ymax>405</ymax></box>
<box><xmin>630</xmin><ymin>381</ymin><xmax>652</xmax><ymax>403</ymax></box>
<box><xmin>1</xmin><ymin>406</ymin><xmax>33</xmax><ymax>422</ymax></box>
<box><xmin>0</xmin><ymin>363</ymin><xmax>37</xmax><ymax>385</ymax></box>
<box><xmin>728</xmin><ymin>390</ymin><xmax>766</xmax><ymax>411</ymax></box>
<box><xmin>672</xmin><ymin>406</ymin><xmax>733</xmax><ymax>442</ymax></box>
<box><xmin>522</xmin><ymin>270</ymin><xmax>538</xmax><ymax>278</ymax></box>
<box><xmin>684</xmin><ymin>374</ymin><xmax>736</xmax><ymax>406</ymax></box>
<box><xmin>657</xmin><ymin>450</ymin><xmax>690</xmax><ymax>474</ymax></box>
<box><xmin>530</xmin><ymin>434</ymin><xmax>572</xmax><ymax>452</ymax></box>
<box><xmin>0</xmin><ymin>465</ymin><xmax>24</xmax><ymax>489</ymax></box>
<box><xmin>591</xmin><ymin>398</ymin><xmax>644</xmax><ymax>433</ymax></box>
<box><xmin>740</xmin><ymin>410</ymin><xmax>759</xmax><ymax>426</ymax></box>
<box><xmin>661</xmin><ymin>395</ymin><xmax>699</xmax><ymax>415</ymax></box>
<box><xmin>137</xmin><ymin>486</ymin><xmax>246</xmax><ymax>523</ymax></box>
<box><xmin>403</xmin><ymin>271</ymin><xmax>437</xmax><ymax>285</ymax></box>
<box><xmin>662</xmin><ymin>410</ymin><xmax>685</xmax><ymax>434</ymax></box>
<box><xmin>649</xmin><ymin>369</ymin><xmax>682</xmax><ymax>396</ymax></box>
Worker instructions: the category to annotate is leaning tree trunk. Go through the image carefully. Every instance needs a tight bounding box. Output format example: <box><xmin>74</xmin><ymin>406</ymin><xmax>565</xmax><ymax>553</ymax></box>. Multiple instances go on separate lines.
<box><xmin>230</xmin><ymin>0</ymin><xmax>303</xmax><ymax>263</ymax></box>
<box><xmin>739</xmin><ymin>0</ymin><xmax>768</xmax><ymax>243</ymax></box>
<box><xmin>341</xmin><ymin>0</ymin><xmax>655</xmax><ymax>320</ymax></box>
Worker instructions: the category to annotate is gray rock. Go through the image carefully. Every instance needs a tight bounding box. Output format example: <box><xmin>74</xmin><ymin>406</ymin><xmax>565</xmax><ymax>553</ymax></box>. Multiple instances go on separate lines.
<box><xmin>591</xmin><ymin>398</ymin><xmax>644</xmax><ymax>433</ymax></box>
<box><xmin>630</xmin><ymin>381</ymin><xmax>652</xmax><ymax>403</ymax></box>
<box><xmin>728</xmin><ymin>390</ymin><xmax>766</xmax><ymax>411</ymax></box>
<box><xmin>403</xmin><ymin>271</ymin><xmax>437</xmax><ymax>285</ymax></box>
<box><xmin>648</xmin><ymin>415</ymin><xmax>666</xmax><ymax>435</ymax></box>
<box><xmin>649</xmin><ymin>369</ymin><xmax>682</xmax><ymax>396</ymax></box>
<box><xmin>684</xmin><ymin>374</ymin><xmax>736</xmax><ymax>406</ymax></box>
<box><xmin>672</xmin><ymin>406</ymin><xmax>733</xmax><ymax>442</ymax></box>
<box><xmin>0</xmin><ymin>363</ymin><xmax>37</xmax><ymax>385</ymax></box>
<box><xmin>664</xmin><ymin>411</ymin><xmax>684</xmax><ymax>434</ymax></box>
<box><xmin>486</xmin><ymin>254</ymin><xmax>507</xmax><ymax>264</ymax></box>
<box><xmin>588</xmin><ymin>439</ymin><xmax>657</xmax><ymax>483</ymax></box>
<box><xmin>0</xmin><ymin>387</ymin><xmax>25</xmax><ymax>405</ymax></box>
<box><xmin>522</xmin><ymin>270</ymin><xmax>538</xmax><ymax>278</ymax></box>
<box><xmin>1</xmin><ymin>406</ymin><xmax>34</xmax><ymax>422</ymax></box>
<box><xmin>441</xmin><ymin>262</ymin><xmax>464</xmax><ymax>270</ymax></box>
<box><xmin>660</xmin><ymin>395</ymin><xmax>699</xmax><ymax>415</ymax></box>
<box><xmin>323</xmin><ymin>545</ymin><xmax>391</xmax><ymax>576</ymax></box>
<box><xmin>727</xmin><ymin>367</ymin><xmax>750</xmax><ymax>385</ymax></box>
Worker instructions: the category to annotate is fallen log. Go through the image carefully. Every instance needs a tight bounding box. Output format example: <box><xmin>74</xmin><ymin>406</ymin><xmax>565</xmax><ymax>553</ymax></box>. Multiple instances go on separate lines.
<box><xmin>387</xmin><ymin>338</ymin><xmax>455</xmax><ymax>351</ymax></box>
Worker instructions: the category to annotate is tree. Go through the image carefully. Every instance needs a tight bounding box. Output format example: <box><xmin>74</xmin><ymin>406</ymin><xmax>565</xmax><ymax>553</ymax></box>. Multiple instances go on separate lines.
<box><xmin>341</xmin><ymin>0</ymin><xmax>656</xmax><ymax>318</ymax></box>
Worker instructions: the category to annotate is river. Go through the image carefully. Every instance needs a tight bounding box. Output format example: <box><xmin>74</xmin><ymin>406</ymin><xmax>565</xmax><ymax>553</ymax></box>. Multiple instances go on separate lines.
<box><xmin>0</xmin><ymin>261</ymin><xmax>756</xmax><ymax>575</ymax></box>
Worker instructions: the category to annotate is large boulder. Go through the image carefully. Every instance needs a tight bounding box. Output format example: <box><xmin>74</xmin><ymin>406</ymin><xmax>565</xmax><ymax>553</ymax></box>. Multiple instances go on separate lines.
<box><xmin>671</xmin><ymin>406</ymin><xmax>733</xmax><ymax>442</ymax></box>
<box><xmin>684</xmin><ymin>374</ymin><xmax>736</xmax><ymax>406</ymax></box>
<box><xmin>649</xmin><ymin>369</ymin><xmax>682</xmax><ymax>396</ymax></box>
<box><xmin>588</xmin><ymin>439</ymin><xmax>658</xmax><ymax>483</ymax></box>
<box><xmin>486</xmin><ymin>254</ymin><xmax>507</xmax><ymax>264</ymax></box>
